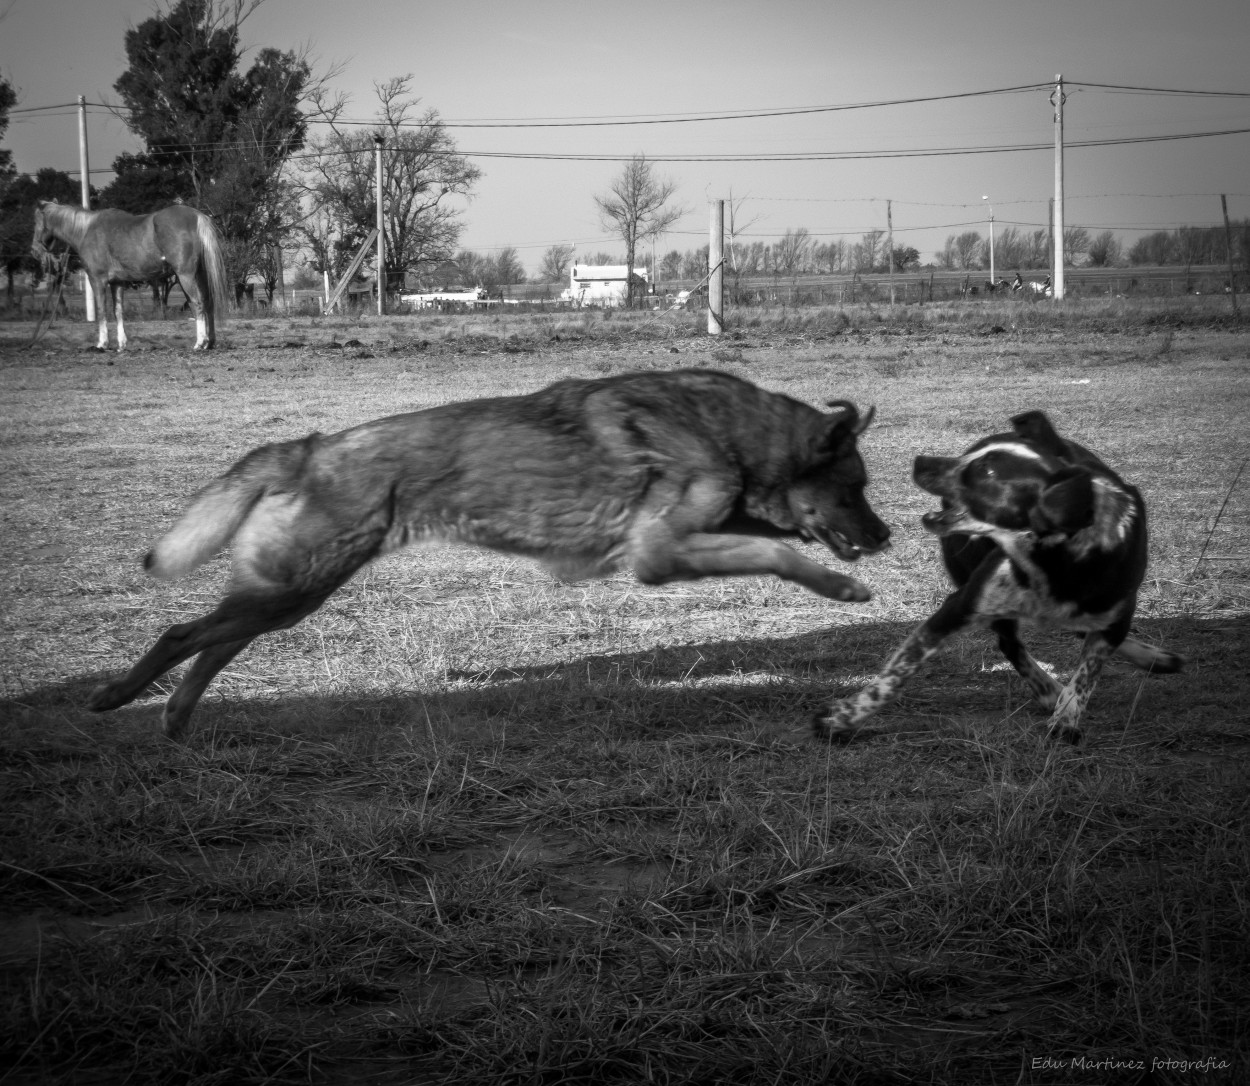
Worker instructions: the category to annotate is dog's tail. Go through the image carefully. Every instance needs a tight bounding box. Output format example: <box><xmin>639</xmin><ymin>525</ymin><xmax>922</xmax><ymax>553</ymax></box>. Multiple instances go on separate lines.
<box><xmin>144</xmin><ymin>437</ymin><xmax>313</xmax><ymax>580</ymax></box>
<box><xmin>1117</xmin><ymin>636</ymin><xmax>1185</xmax><ymax>674</ymax></box>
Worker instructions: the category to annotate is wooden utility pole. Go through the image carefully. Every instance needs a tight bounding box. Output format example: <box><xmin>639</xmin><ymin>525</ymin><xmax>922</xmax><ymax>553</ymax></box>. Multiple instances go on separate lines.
<box><xmin>887</xmin><ymin>200</ymin><xmax>895</xmax><ymax>305</ymax></box>
<box><xmin>1221</xmin><ymin>194</ymin><xmax>1240</xmax><ymax>312</ymax></box>
<box><xmin>1051</xmin><ymin>74</ymin><xmax>1065</xmax><ymax>300</ymax></box>
<box><xmin>709</xmin><ymin>200</ymin><xmax>724</xmax><ymax>335</ymax></box>
<box><xmin>374</xmin><ymin>134</ymin><xmax>385</xmax><ymax>316</ymax></box>
<box><xmin>77</xmin><ymin>96</ymin><xmax>95</xmax><ymax>321</ymax></box>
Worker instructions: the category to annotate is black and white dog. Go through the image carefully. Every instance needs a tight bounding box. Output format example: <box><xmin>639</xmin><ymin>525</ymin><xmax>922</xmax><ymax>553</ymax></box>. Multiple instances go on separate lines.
<box><xmin>814</xmin><ymin>411</ymin><xmax>1184</xmax><ymax>744</ymax></box>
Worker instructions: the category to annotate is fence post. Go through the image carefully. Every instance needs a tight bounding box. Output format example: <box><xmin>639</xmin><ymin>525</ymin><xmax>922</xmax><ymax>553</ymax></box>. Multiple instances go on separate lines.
<box><xmin>708</xmin><ymin>200</ymin><xmax>724</xmax><ymax>334</ymax></box>
<box><xmin>1222</xmin><ymin>194</ymin><xmax>1240</xmax><ymax>312</ymax></box>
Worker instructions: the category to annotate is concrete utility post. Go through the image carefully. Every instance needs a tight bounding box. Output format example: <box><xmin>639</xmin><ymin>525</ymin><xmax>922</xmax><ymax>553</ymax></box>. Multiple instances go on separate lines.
<box><xmin>78</xmin><ymin>96</ymin><xmax>95</xmax><ymax>321</ymax></box>
<box><xmin>374</xmin><ymin>134</ymin><xmax>385</xmax><ymax>316</ymax></box>
<box><xmin>1052</xmin><ymin>74</ymin><xmax>1066</xmax><ymax>300</ymax></box>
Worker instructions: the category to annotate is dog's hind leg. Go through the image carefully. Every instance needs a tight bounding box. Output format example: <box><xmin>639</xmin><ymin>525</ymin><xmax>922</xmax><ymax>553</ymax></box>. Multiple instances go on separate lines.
<box><xmin>90</xmin><ymin>496</ymin><xmax>390</xmax><ymax>734</ymax></box>
<box><xmin>1046</xmin><ymin>632</ymin><xmax>1116</xmax><ymax>744</ymax></box>
<box><xmin>991</xmin><ymin>619</ymin><xmax>1062</xmax><ymax>710</ymax></box>
<box><xmin>87</xmin><ymin>585</ymin><xmax>339</xmax><ymax>725</ymax></box>
<box><xmin>161</xmin><ymin>638</ymin><xmax>251</xmax><ymax>739</ymax></box>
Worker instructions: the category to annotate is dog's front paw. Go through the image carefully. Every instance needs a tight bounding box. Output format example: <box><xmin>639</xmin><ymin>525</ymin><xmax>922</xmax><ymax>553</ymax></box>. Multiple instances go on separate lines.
<box><xmin>1045</xmin><ymin>719</ymin><xmax>1083</xmax><ymax>745</ymax></box>
<box><xmin>86</xmin><ymin>679</ymin><xmax>129</xmax><ymax>712</ymax></box>
<box><xmin>812</xmin><ymin>701</ymin><xmax>860</xmax><ymax>743</ymax></box>
<box><xmin>818</xmin><ymin>573</ymin><xmax>872</xmax><ymax>603</ymax></box>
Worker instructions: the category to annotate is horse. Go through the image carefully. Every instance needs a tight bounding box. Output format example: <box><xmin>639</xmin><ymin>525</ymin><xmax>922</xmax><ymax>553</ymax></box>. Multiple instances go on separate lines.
<box><xmin>31</xmin><ymin>201</ymin><xmax>229</xmax><ymax>351</ymax></box>
<box><xmin>1026</xmin><ymin>275</ymin><xmax>1052</xmax><ymax>297</ymax></box>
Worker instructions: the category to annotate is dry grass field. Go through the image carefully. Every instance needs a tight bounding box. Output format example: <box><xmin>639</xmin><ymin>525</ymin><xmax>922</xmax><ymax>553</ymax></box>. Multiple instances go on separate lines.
<box><xmin>1</xmin><ymin>300</ymin><xmax>1247</xmax><ymax>1084</ymax></box>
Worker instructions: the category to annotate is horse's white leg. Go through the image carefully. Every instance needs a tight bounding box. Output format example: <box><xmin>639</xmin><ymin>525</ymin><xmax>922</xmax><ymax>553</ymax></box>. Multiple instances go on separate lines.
<box><xmin>194</xmin><ymin>309</ymin><xmax>208</xmax><ymax>349</ymax></box>
<box><xmin>115</xmin><ymin>285</ymin><xmax>128</xmax><ymax>351</ymax></box>
<box><xmin>94</xmin><ymin>280</ymin><xmax>111</xmax><ymax>350</ymax></box>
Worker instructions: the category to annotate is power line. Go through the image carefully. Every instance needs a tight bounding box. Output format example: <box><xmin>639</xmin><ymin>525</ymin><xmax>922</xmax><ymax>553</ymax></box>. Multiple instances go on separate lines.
<box><xmin>427</xmin><ymin>84</ymin><xmax>1051</xmax><ymax>128</ymax></box>
<box><xmin>446</xmin><ymin>125</ymin><xmax>1250</xmax><ymax>163</ymax></box>
<box><xmin>1069</xmin><ymin>81</ymin><xmax>1250</xmax><ymax>98</ymax></box>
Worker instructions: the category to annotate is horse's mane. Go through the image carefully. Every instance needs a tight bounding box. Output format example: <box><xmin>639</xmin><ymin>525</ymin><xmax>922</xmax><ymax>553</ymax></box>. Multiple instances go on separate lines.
<box><xmin>39</xmin><ymin>202</ymin><xmax>97</xmax><ymax>249</ymax></box>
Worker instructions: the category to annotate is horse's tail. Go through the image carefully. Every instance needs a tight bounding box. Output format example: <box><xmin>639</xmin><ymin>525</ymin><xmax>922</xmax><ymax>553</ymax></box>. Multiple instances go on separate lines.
<box><xmin>196</xmin><ymin>211</ymin><xmax>230</xmax><ymax>324</ymax></box>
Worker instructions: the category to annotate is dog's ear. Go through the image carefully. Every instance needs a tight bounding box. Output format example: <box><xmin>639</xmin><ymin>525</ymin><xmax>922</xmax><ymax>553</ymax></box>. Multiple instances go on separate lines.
<box><xmin>1010</xmin><ymin>410</ymin><xmax>1068</xmax><ymax>456</ymax></box>
<box><xmin>822</xmin><ymin>401</ymin><xmax>874</xmax><ymax>445</ymax></box>
<box><xmin>1030</xmin><ymin>467</ymin><xmax>1095</xmax><ymax>534</ymax></box>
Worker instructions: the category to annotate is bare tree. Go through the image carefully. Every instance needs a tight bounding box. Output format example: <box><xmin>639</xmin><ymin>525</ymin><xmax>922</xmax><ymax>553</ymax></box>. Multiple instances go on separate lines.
<box><xmin>724</xmin><ymin>189</ymin><xmax>761</xmax><ymax>296</ymax></box>
<box><xmin>595</xmin><ymin>155</ymin><xmax>685</xmax><ymax>307</ymax></box>
<box><xmin>681</xmin><ymin>247</ymin><xmax>708</xmax><ymax>279</ymax></box>
<box><xmin>1063</xmin><ymin>226</ymin><xmax>1091</xmax><ymax>266</ymax></box>
<box><xmin>945</xmin><ymin>231</ymin><xmax>983</xmax><ymax>271</ymax></box>
<box><xmin>774</xmin><ymin>228</ymin><xmax>813</xmax><ymax>276</ymax></box>
<box><xmin>300</xmin><ymin>76</ymin><xmax>480</xmax><ymax>292</ymax></box>
<box><xmin>538</xmin><ymin>244</ymin><xmax>573</xmax><ymax>284</ymax></box>
<box><xmin>853</xmin><ymin>229</ymin><xmax>886</xmax><ymax>273</ymax></box>
<box><xmin>813</xmin><ymin>240</ymin><xmax>846</xmax><ymax>274</ymax></box>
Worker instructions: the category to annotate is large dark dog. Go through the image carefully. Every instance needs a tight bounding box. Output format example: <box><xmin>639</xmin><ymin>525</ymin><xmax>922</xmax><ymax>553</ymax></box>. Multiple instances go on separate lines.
<box><xmin>90</xmin><ymin>368</ymin><xmax>891</xmax><ymax>738</ymax></box>
<box><xmin>814</xmin><ymin>410</ymin><xmax>1182</xmax><ymax>745</ymax></box>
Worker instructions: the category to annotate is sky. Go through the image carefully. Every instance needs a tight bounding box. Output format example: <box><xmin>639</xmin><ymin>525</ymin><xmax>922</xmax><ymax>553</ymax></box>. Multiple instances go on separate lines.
<box><xmin>2</xmin><ymin>0</ymin><xmax>1248</xmax><ymax>276</ymax></box>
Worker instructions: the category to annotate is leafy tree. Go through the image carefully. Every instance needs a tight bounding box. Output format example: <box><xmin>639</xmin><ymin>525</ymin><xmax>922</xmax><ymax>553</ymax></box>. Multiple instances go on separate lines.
<box><xmin>111</xmin><ymin>0</ymin><xmax>319</xmax><ymax>285</ymax></box>
<box><xmin>1086</xmin><ymin>231</ymin><xmax>1122</xmax><ymax>268</ymax></box>
<box><xmin>1128</xmin><ymin>231</ymin><xmax>1175</xmax><ymax>266</ymax></box>
<box><xmin>659</xmin><ymin>249</ymin><xmax>683</xmax><ymax>280</ymax></box>
<box><xmin>891</xmin><ymin>246</ymin><xmax>920</xmax><ymax>272</ymax></box>
<box><xmin>300</xmin><ymin>77</ymin><xmax>480</xmax><ymax>292</ymax></box>
<box><xmin>594</xmin><ymin>154</ymin><xmax>684</xmax><ymax>307</ymax></box>
<box><xmin>0</xmin><ymin>73</ymin><xmax>16</xmax><ymax>182</ymax></box>
<box><xmin>97</xmin><ymin>153</ymin><xmax>191</xmax><ymax>212</ymax></box>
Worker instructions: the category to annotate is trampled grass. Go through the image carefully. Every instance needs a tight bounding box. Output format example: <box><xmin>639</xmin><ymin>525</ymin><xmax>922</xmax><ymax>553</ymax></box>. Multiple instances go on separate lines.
<box><xmin>1</xmin><ymin>300</ymin><xmax>1247</xmax><ymax>1084</ymax></box>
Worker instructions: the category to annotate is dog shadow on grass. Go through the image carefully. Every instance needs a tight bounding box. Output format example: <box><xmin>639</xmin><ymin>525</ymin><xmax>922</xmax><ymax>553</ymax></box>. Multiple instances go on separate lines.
<box><xmin>4</xmin><ymin>614</ymin><xmax>1246</xmax><ymax>753</ymax></box>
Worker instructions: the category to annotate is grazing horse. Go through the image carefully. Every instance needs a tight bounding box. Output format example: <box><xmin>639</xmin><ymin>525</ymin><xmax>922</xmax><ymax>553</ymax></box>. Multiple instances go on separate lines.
<box><xmin>31</xmin><ymin>201</ymin><xmax>229</xmax><ymax>351</ymax></box>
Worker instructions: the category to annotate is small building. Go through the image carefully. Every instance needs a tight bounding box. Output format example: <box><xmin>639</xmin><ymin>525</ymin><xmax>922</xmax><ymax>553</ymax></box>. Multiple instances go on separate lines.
<box><xmin>560</xmin><ymin>263</ymin><xmax>649</xmax><ymax>307</ymax></box>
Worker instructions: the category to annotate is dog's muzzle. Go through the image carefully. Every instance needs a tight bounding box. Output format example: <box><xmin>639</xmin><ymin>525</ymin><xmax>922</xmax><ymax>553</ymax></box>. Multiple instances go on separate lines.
<box><xmin>808</xmin><ymin>526</ymin><xmax>891</xmax><ymax>561</ymax></box>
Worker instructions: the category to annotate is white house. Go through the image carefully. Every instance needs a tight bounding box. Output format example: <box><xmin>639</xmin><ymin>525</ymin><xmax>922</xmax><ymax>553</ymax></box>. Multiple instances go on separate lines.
<box><xmin>560</xmin><ymin>263</ymin><xmax>649</xmax><ymax>307</ymax></box>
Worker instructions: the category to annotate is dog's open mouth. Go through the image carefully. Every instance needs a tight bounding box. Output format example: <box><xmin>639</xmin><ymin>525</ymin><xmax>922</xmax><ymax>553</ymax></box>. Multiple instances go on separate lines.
<box><xmin>921</xmin><ymin>507</ymin><xmax>968</xmax><ymax>535</ymax></box>
<box><xmin>807</xmin><ymin>527</ymin><xmax>880</xmax><ymax>561</ymax></box>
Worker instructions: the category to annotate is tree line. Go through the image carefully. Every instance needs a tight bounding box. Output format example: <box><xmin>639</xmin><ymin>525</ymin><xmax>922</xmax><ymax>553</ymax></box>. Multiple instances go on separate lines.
<box><xmin>2</xmin><ymin>1</ymin><xmax>1245</xmax><ymax>304</ymax></box>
